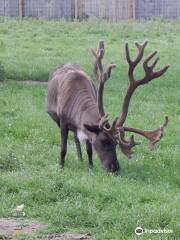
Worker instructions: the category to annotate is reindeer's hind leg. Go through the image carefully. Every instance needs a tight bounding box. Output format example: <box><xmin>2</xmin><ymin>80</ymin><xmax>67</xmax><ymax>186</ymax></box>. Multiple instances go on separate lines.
<box><xmin>86</xmin><ymin>140</ymin><xmax>93</xmax><ymax>167</ymax></box>
<box><xmin>59</xmin><ymin>119</ymin><xmax>69</xmax><ymax>168</ymax></box>
<box><xmin>74</xmin><ymin>132</ymin><xmax>83</xmax><ymax>161</ymax></box>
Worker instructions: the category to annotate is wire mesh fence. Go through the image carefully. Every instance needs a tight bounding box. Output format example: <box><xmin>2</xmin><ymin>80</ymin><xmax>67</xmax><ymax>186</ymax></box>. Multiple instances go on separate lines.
<box><xmin>0</xmin><ymin>0</ymin><xmax>19</xmax><ymax>17</ymax></box>
<box><xmin>136</xmin><ymin>0</ymin><xmax>180</xmax><ymax>19</ymax></box>
<box><xmin>0</xmin><ymin>0</ymin><xmax>180</xmax><ymax>20</ymax></box>
<box><xmin>0</xmin><ymin>0</ymin><xmax>75</xmax><ymax>19</ymax></box>
<box><xmin>76</xmin><ymin>0</ymin><xmax>134</xmax><ymax>20</ymax></box>
<box><xmin>23</xmin><ymin>0</ymin><xmax>74</xmax><ymax>19</ymax></box>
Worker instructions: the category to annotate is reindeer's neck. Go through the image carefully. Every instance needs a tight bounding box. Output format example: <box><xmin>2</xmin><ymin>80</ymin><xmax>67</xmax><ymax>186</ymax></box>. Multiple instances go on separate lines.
<box><xmin>65</xmin><ymin>84</ymin><xmax>100</xmax><ymax>130</ymax></box>
<box><xmin>76</xmin><ymin>104</ymin><xmax>100</xmax><ymax>142</ymax></box>
<box><xmin>82</xmin><ymin>104</ymin><xmax>100</xmax><ymax>126</ymax></box>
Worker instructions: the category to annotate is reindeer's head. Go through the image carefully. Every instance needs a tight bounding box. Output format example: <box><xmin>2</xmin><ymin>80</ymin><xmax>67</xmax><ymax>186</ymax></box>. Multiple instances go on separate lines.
<box><xmin>89</xmin><ymin>40</ymin><xmax>169</xmax><ymax>172</ymax></box>
<box><xmin>84</xmin><ymin>122</ymin><xmax>119</xmax><ymax>172</ymax></box>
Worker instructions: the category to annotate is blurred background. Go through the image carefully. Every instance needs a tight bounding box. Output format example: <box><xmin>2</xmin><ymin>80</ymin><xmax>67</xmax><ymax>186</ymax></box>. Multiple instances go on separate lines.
<box><xmin>0</xmin><ymin>0</ymin><xmax>180</xmax><ymax>21</ymax></box>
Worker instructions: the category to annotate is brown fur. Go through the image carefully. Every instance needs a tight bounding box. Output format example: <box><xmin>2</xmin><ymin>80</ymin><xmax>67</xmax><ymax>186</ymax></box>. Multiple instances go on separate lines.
<box><xmin>46</xmin><ymin>64</ymin><xmax>119</xmax><ymax>172</ymax></box>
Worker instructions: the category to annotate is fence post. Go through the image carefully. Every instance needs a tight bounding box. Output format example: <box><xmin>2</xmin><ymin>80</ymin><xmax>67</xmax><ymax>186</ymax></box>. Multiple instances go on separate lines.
<box><xmin>75</xmin><ymin>0</ymin><xmax>78</xmax><ymax>19</ymax></box>
<box><xmin>18</xmin><ymin>0</ymin><xmax>23</xmax><ymax>19</ymax></box>
<box><xmin>29</xmin><ymin>0</ymin><xmax>33</xmax><ymax>17</ymax></box>
<box><xmin>132</xmin><ymin>0</ymin><xmax>136</xmax><ymax>19</ymax></box>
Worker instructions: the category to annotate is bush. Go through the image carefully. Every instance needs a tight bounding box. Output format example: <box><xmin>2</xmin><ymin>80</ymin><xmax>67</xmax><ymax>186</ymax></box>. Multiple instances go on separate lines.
<box><xmin>0</xmin><ymin>61</ymin><xmax>5</xmax><ymax>81</ymax></box>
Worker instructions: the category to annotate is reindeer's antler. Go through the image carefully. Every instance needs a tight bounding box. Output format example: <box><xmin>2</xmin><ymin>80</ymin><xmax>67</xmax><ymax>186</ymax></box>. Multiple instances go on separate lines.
<box><xmin>91</xmin><ymin>40</ymin><xmax>169</xmax><ymax>157</ymax></box>
<box><xmin>116</xmin><ymin>41</ymin><xmax>170</xmax><ymax>156</ymax></box>
<box><xmin>91</xmin><ymin>40</ymin><xmax>118</xmax><ymax>141</ymax></box>
<box><xmin>91</xmin><ymin>40</ymin><xmax>116</xmax><ymax>117</ymax></box>
<box><xmin>118</xmin><ymin>127</ymin><xmax>141</xmax><ymax>158</ymax></box>
<box><xmin>91</xmin><ymin>40</ymin><xmax>105</xmax><ymax>82</ymax></box>
<box><xmin>124</xmin><ymin>116</ymin><xmax>169</xmax><ymax>150</ymax></box>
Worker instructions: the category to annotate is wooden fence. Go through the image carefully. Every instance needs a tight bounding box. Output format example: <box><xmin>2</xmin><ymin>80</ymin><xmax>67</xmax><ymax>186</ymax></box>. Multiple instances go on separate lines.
<box><xmin>136</xmin><ymin>0</ymin><xmax>180</xmax><ymax>19</ymax></box>
<box><xmin>0</xmin><ymin>0</ymin><xmax>74</xmax><ymax>19</ymax></box>
<box><xmin>0</xmin><ymin>0</ymin><xmax>180</xmax><ymax>20</ymax></box>
<box><xmin>75</xmin><ymin>0</ymin><xmax>135</xmax><ymax>20</ymax></box>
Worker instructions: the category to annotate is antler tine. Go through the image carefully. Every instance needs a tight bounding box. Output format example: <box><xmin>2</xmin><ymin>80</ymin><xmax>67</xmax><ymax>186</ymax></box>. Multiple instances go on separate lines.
<box><xmin>150</xmin><ymin>56</ymin><xmax>159</xmax><ymax>69</ymax></box>
<box><xmin>153</xmin><ymin>65</ymin><xmax>170</xmax><ymax>78</ymax></box>
<box><xmin>134</xmin><ymin>41</ymin><xmax>148</xmax><ymax>65</ymax></box>
<box><xmin>125</xmin><ymin>41</ymin><xmax>148</xmax><ymax>71</ymax></box>
<box><xmin>123</xmin><ymin>116</ymin><xmax>169</xmax><ymax>150</ymax></box>
<box><xmin>143</xmin><ymin>51</ymin><xmax>158</xmax><ymax>70</ymax></box>
<box><xmin>91</xmin><ymin>50</ymin><xmax>99</xmax><ymax>80</ymax></box>
<box><xmin>136</xmin><ymin>50</ymin><xmax>170</xmax><ymax>86</ymax></box>
<box><xmin>128</xmin><ymin>135</ymin><xmax>141</xmax><ymax>149</ymax></box>
<box><xmin>125</xmin><ymin>41</ymin><xmax>148</xmax><ymax>78</ymax></box>
<box><xmin>161</xmin><ymin>115</ymin><xmax>168</xmax><ymax>129</ymax></box>
<box><xmin>91</xmin><ymin>40</ymin><xmax>105</xmax><ymax>81</ymax></box>
<box><xmin>118</xmin><ymin>127</ymin><xmax>141</xmax><ymax>158</ymax></box>
<box><xmin>107</xmin><ymin>63</ymin><xmax>117</xmax><ymax>78</ymax></box>
<box><xmin>98</xmin><ymin>40</ymin><xmax>105</xmax><ymax>51</ymax></box>
<box><xmin>125</xmin><ymin>42</ymin><xmax>131</xmax><ymax>65</ymax></box>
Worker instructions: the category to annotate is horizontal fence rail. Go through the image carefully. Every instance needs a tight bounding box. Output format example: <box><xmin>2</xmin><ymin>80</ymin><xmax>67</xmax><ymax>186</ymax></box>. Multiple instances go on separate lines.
<box><xmin>0</xmin><ymin>0</ymin><xmax>180</xmax><ymax>20</ymax></box>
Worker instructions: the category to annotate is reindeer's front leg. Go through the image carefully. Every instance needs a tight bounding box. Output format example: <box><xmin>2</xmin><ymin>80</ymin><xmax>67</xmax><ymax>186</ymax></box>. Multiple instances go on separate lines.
<box><xmin>74</xmin><ymin>132</ymin><xmax>83</xmax><ymax>161</ymax></box>
<box><xmin>59</xmin><ymin>120</ymin><xmax>69</xmax><ymax>168</ymax></box>
<box><xmin>86</xmin><ymin>140</ymin><xmax>93</xmax><ymax>167</ymax></box>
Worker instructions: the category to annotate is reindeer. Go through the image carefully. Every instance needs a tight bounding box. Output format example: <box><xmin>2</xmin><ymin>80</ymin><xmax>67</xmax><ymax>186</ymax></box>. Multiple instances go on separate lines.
<box><xmin>46</xmin><ymin>40</ymin><xmax>169</xmax><ymax>172</ymax></box>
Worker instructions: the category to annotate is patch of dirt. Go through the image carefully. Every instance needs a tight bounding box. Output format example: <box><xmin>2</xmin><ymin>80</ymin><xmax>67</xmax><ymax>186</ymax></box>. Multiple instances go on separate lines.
<box><xmin>0</xmin><ymin>218</ymin><xmax>92</xmax><ymax>239</ymax></box>
<box><xmin>42</xmin><ymin>232</ymin><xmax>92</xmax><ymax>240</ymax></box>
<box><xmin>0</xmin><ymin>218</ymin><xmax>42</xmax><ymax>238</ymax></box>
<box><xmin>22</xmin><ymin>80</ymin><xmax>47</xmax><ymax>85</ymax></box>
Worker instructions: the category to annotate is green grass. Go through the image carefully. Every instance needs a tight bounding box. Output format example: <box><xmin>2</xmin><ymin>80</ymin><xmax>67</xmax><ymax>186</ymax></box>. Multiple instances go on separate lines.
<box><xmin>0</xmin><ymin>18</ymin><xmax>180</xmax><ymax>239</ymax></box>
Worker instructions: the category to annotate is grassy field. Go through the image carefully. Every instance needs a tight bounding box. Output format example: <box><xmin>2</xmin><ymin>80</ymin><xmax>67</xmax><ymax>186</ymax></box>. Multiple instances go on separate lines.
<box><xmin>0</xmin><ymin>18</ymin><xmax>180</xmax><ymax>239</ymax></box>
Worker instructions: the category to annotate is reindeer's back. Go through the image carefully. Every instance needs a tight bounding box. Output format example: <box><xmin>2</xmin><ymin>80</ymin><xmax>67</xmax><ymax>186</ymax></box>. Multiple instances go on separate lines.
<box><xmin>46</xmin><ymin>64</ymin><xmax>97</xmax><ymax>127</ymax></box>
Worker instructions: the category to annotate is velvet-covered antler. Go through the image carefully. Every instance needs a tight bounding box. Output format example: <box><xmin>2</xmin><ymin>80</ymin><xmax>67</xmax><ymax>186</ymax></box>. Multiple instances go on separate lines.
<box><xmin>116</xmin><ymin>41</ymin><xmax>170</xmax><ymax>156</ymax></box>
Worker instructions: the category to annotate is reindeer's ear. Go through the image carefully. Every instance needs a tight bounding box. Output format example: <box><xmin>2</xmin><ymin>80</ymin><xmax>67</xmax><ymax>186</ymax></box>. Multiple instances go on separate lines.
<box><xmin>84</xmin><ymin>124</ymin><xmax>100</xmax><ymax>134</ymax></box>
